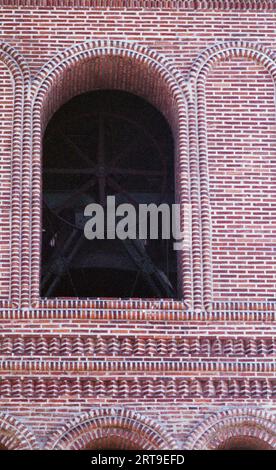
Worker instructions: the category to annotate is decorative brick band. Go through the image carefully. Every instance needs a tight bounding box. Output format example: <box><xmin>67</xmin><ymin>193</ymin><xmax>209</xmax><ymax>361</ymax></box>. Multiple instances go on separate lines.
<box><xmin>0</xmin><ymin>412</ymin><xmax>38</xmax><ymax>450</ymax></box>
<box><xmin>0</xmin><ymin>43</ymin><xmax>30</xmax><ymax>308</ymax></box>
<box><xmin>45</xmin><ymin>408</ymin><xmax>177</xmax><ymax>450</ymax></box>
<box><xmin>1</xmin><ymin>358</ymin><xmax>275</xmax><ymax>373</ymax></box>
<box><xmin>190</xmin><ymin>41</ymin><xmax>276</xmax><ymax>310</ymax></box>
<box><xmin>1</xmin><ymin>377</ymin><xmax>275</xmax><ymax>399</ymax></box>
<box><xmin>0</xmin><ymin>0</ymin><xmax>275</xmax><ymax>10</ymax></box>
<box><xmin>1</xmin><ymin>335</ymin><xmax>275</xmax><ymax>357</ymax></box>
<box><xmin>186</xmin><ymin>408</ymin><xmax>276</xmax><ymax>450</ymax></box>
<box><xmin>28</xmin><ymin>39</ymin><xmax>194</xmax><ymax>309</ymax></box>
<box><xmin>36</xmin><ymin>297</ymin><xmax>276</xmax><ymax>313</ymax></box>
<box><xmin>0</xmin><ymin>305</ymin><xmax>275</xmax><ymax>321</ymax></box>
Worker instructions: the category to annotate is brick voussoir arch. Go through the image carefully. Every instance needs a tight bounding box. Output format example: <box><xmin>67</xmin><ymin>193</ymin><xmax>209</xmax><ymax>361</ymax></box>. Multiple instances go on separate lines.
<box><xmin>185</xmin><ymin>408</ymin><xmax>276</xmax><ymax>450</ymax></box>
<box><xmin>28</xmin><ymin>39</ymin><xmax>196</xmax><ymax>310</ymax></box>
<box><xmin>45</xmin><ymin>408</ymin><xmax>178</xmax><ymax>450</ymax></box>
<box><xmin>189</xmin><ymin>41</ymin><xmax>276</xmax><ymax>311</ymax></box>
<box><xmin>0</xmin><ymin>411</ymin><xmax>38</xmax><ymax>449</ymax></box>
<box><xmin>190</xmin><ymin>41</ymin><xmax>276</xmax><ymax>82</ymax></box>
<box><xmin>0</xmin><ymin>42</ymin><xmax>30</xmax><ymax>308</ymax></box>
<box><xmin>31</xmin><ymin>40</ymin><xmax>188</xmax><ymax>97</ymax></box>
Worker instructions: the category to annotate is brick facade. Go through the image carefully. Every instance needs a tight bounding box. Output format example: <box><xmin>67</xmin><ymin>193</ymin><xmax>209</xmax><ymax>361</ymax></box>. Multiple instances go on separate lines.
<box><xmin>0</xmin><ymin>0</ymin><xmax>275</xmax><ymax>450</ymax></box>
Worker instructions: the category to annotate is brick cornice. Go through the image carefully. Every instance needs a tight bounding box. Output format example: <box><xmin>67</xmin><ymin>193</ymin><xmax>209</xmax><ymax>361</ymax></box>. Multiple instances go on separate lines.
<box><xmin>0</xmin><ymin>0</ymin><xmax>275</xmax><ymax>10</ymax></box>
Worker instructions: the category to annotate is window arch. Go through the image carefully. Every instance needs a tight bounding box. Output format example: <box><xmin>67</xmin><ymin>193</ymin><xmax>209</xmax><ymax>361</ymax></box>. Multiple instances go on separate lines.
<box><xmin>29</xmin><ymin>40</ymin><xmax>191</xmax><ymax>307</ymax></box>
<box><xmin>46</xmin><ymin>408</ymin><xmax>177</xmax><ymax>450</ymax></box>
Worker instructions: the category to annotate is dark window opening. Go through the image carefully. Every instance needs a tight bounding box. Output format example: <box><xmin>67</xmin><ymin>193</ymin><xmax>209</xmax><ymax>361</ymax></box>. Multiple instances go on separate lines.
<box><xmin>217</xmin><ymin>436</ymin><xmax>272</xmax><ymax>451</ymax></box>
<box><xmin>41</xmin><ymin>90</ymin><xmax>177</xmax><ymax>299</ymax></box>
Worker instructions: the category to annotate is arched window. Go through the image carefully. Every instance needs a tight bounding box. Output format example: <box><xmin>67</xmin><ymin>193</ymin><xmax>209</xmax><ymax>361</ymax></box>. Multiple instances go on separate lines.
<box><xmin>41</xmin><ymin>90</ymin><xmax>177</xmax><ymax>299</ymax></box>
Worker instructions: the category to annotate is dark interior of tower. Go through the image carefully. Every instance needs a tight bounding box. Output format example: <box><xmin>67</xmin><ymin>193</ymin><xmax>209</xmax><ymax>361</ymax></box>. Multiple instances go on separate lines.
<box><xmin>41</xmin><ymin>90</ymin><xmax>177</xmax><ymax>299</ymax></box>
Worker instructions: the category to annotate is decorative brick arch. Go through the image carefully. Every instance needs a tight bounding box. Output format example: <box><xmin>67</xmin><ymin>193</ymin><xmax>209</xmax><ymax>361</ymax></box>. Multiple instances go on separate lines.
<box><xmin>189</xmin><ymin>41</ymin><xmax>276</xmax><ymax>311</ymax></box>
<box><xmin>0</xmin><ymin>42</ymin><xmax>30</xmax><ymax>308</ymax></box>
<box><xmin>46</xmin><ymin>408</ymin><xmax>178</xmax><ymax>450</ymax></box>
<box><xmin>26</xmin><ymin>39</ymin><xmax>197</xmax><ymax>310</ymax></box>
<box><xmin>185</xmin><ymin>408</ymin><xmax>276</xmax><ymax>450</ymax></box>
<box><xmin>0</xmin><ymin>412</ymin><xmax>38</xmax><ymax>449</ymax></box>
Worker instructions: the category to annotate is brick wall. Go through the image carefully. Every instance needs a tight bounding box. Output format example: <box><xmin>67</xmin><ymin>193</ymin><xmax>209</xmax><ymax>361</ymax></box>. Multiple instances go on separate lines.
<box><xmin>0</xmin><ymin>1</ymin><xmax>275</xmax><ymax>450</ymax></box>
<box><xmin>206</xmin><ymin>57</ymin><xmax>276</xmax><ymax>302</ymax></box>
<box><xmin>0</xmin><ymin>5</ymin><xmax>275</xmax><ymax>305</ymax></box>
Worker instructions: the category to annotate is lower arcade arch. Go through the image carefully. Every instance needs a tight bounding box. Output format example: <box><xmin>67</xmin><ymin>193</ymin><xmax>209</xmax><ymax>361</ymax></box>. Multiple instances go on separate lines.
<box><xmin>0</xmin><ymin>413</ymin><xmax>37</xmax><ymax>450</ymax></box>
<box><xmin>185</xmin><ymin>408</ymin><xmax>276</xmax><ymax>450</ymax></box>
<box><xmin>46</xmin><ymin>409</ymin><xmax>177</xmax><ymax>450</ymax></box>
<box><xmin>84</xmin><ymin>429</ymin><xmax>150</xmax><ymax>450</ymax></box>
